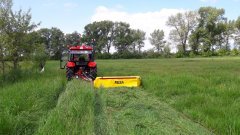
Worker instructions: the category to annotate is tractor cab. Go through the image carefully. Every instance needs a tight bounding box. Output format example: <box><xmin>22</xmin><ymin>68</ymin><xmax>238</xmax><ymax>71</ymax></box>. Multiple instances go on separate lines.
<box><xmin>68</xmin><ymin>45</ymin><xmax>94</xmax><ymax>66</ymax></box>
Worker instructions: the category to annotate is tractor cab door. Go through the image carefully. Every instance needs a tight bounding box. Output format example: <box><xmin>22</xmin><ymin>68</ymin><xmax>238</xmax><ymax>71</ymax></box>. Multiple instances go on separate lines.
<box><xmin>60</xmin><ymin>50</ymin><xmax>69</xmax><ymax>69</ymax></box>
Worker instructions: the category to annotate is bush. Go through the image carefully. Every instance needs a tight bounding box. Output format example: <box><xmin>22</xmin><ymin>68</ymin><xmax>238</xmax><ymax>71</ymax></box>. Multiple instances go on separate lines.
<box><xmin>230</xmin><ymin>48</ymin><xmax>239</xmax><ymax>56</ymax></box>
<box><xmin>145</xmin><ymin>52</ymin><xmax>161</xmax><ymax>58</ymax></box>
<box><xmin>142</xmin><ymin>50</ymin><xmax>162</xmax><ymax>58</ymax></box>
<box><xmin>175</xmin><ymin>52</ymin><xmax>184</xmax><ymax>58</ymax></box>
<box><xmin>96</xmin><ymin>53</ymin><xmax>112</xmax><ymax>59</ymax></box>
<box><xmin>189</xmin><ymin>51</ymin><xmax>196</xmax><ymax>58</ymax></box>
<box><xmin>217</xmin><ymin>49</ymin><xmax>229</xmax><ymax>56</ymax></box>
<box><xmin>202</xmin><ymin>50</ymin><xmax>212</xmax><ymax>57</ymax></box>
<box><xmin>111</xmin><ymin>52</ymin><xmax>143</xmax><ymax>59</ymax></box>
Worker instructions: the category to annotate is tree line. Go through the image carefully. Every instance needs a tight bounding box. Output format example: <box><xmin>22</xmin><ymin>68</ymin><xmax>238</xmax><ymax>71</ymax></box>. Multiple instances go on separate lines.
<box><xmin>167</xmin><ymin>7</ymin><xmax>240</xmax><ymax>57</ymax></box>
<box><xmin>84</xmin><ymin>7</ymin><xmax>240</xmax><ymax>58</ymax></box>
<box><xmin>1</xmin><ymin>0</ymin><xmax>240</xmax><ymax>74</ymax></box>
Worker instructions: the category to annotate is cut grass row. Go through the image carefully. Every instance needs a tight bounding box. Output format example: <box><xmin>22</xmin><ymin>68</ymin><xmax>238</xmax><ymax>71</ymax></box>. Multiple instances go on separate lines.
<box><xmin>37</xmin><ymin>80</ymin><xmax>211</xmax><ymax>135</ymax></box>
<box><xmin>0</xmin><ymin>61</ymin><xmax>66</xmax><ymax>134</ymax></box>
<box><xmin>103</xmin><ymin>88</ymin><xmax>211</xmax><ymax>135</ymax></box>
<box><xmin>36</xmin><ymin>80</ymin><xmax>95</xmax><ymax>135</ymax></box>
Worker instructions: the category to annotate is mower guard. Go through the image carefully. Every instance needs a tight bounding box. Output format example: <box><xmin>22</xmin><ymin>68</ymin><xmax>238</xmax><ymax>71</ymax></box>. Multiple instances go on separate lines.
<box><xmin>94</xmin><ymin>76</ymin><xmax>141</xmax><ymax>88</ymax></box>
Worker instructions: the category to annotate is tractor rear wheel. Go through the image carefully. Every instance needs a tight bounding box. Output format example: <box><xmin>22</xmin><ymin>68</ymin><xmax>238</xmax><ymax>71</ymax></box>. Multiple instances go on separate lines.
<box><xmin>66</xmin><ymin>68</ymin><xmax>74</xmax><ymax>81</ymax></box>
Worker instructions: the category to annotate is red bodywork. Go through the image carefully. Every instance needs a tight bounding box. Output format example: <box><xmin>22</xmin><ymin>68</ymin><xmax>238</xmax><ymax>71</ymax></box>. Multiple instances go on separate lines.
<box><xmin>88</xmin><ymin>61</ymin><xmax>97</xmax><ymax>68</ymax></box>
<box><xmin>67</xmin><ymin>62</ymin><xmax>75</xmax><ymax>68</ymax></box>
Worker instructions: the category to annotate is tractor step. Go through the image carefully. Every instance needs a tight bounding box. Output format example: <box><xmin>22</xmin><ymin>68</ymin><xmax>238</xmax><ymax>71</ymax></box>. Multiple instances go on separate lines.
<box><xmin>93</xmin><ymin>76</ymin><xmax>141</xmax><ymax>88</ymax></box>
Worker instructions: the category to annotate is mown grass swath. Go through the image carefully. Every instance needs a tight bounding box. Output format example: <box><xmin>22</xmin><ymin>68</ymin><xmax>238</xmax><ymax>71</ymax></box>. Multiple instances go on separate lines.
<box><xmin>36</xmin><ymin>80</ymin><xmax>95</xmax><ymax>135</ymax></box>
<box><xmin>0</xmin><ymin>61</ymin><xmax>66</xmax><ymax>134</ymax></box>
<box><xmin>99</xmin><ymin>88</ymin><xmax>211</xmax><ymax>135</ymax></box>
<box><xmin>36</xmin><ymin>81</ymin><xmax>108</xmax><ymax>135</ymax></box>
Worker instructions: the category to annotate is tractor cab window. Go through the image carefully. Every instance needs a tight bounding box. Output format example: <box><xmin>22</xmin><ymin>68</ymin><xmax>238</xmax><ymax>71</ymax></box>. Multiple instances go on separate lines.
<box><xmin>70</xmin><ymin>54</ymin><xmax>90</xmax><ymax>62</ymax></box>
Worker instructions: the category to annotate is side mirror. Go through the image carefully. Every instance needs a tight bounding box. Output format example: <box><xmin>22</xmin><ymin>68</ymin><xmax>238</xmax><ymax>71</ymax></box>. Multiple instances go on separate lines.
<box><xmin>60</xmin><ymin>51</ymin><xmax>68</xmax><ymax>69</ymax></box>
<box><xmin>60</xmin><ymin>59</ymin><xmax>66</xmax><ymax>69</ymax></box>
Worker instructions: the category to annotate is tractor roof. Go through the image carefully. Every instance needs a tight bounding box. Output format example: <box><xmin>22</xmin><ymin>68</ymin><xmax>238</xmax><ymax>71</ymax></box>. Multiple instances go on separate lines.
<box><xmin>69</xmin><ymin>45</ymin><xmax>93</xmax><ymax>50</ymax></box>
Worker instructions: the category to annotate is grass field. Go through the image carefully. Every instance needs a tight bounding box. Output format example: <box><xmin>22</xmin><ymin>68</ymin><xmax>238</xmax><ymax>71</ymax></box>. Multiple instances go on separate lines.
<box><xmin>1</xmin><ymin>57</ymin><xmax>240</xmax><ymax>134</ymax></box>
<box><xmin>97</xmin><ymin>57</ymin><xmax>240</xmax><ymax>135</ymax></box>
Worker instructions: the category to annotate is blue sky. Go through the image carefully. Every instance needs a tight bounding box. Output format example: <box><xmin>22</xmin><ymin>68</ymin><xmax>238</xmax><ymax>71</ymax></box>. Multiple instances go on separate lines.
<box><xmin>13</xmin><ymin>0</ymin><xmax>240</xmax><ymax>33</ymax></box>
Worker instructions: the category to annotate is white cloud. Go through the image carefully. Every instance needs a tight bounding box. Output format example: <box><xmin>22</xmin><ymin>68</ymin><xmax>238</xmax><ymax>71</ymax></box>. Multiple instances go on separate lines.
<box><xmin>91</xmin><ymin>6</ymin><xmax>186</xmax><ymax>51</ymax></box>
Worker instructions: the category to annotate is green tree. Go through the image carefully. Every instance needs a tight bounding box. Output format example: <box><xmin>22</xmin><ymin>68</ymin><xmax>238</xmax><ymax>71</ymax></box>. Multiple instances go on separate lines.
<box><xmin>0</xmin><ymin>0</ymin><xmax>10</xmax><ymax>74</ymax></box>
<box><xmin>218</xmin><ymin>20</ymin><xmax>235</xmax><ymax>51</ymax></box>
<box><xmin>37</xmin><ymin>27</ymin><xmax>64</xmax><ymax>59</ymax></box>
<box><xmin>23</xmin><ymin>31</ymin><xmax>48</xmax><ymax>69</ymax></box>
<box><xmin>50</xmin><ymin>27</ymin><xmax>64</xmax><ymax>59</ymax></box>
<box><xmin>0</xmin><ymin>0</ymin><xmax>12</xmax><ymax>72</ymax></box>
<box><xmin>0</xmin><ymin>0</ymin><xmax>38</xmax><ymax>69</ymax></box>
<box><xmin>149</xmin><ymin>29</ymin><xmax>165</xmax><ymax>53</ymax></box>
<box><xmin>189</xmin><ymin>28</ymin><xmax>203</xmax><ymax>54</ymax></box>
<box><xmin>37</xmin><ymin>28</ymin><xmax>51</xmax><ymax>55</ymax></box>
<box><xmin>0</xmin><ymin>33</ymin><xmax>7</xmax><ymax>75</ymax></box>
<box><xmin>166</xmin><ymin>11</ymin><xmax>198</xmax><ymax>55</ymax></box>
<box><xmin>235</xmin><ymin>16</ymin><xmax>240</xmax><ymax>48</ymax></box>
<box><xmin>113</xmin><ymin>22</ymin><xmax>133</xmax><ymax>54</ymax></box>
<box><xmin>163</xmin><ymin>43</ymin><xmax>171</xmax><ymax>58</ymax></box>
<box><xmin>131</xmin><ymin>29</ymin><xmax>145</xmax><ymax>53</ymax></box>
<box><xmin>65</xmin><ymin>31</ymin><xmax>81</xmax><ymax>45</ymax></box>
<box><xmin>24</xmin><ymin>31</ymin><xmax>42</xmax><ymax>57</ymax></box>
<box><xmin>84</xmin><ymin>21</ymin><xmax>114</xmax><ymax>53</ymax></box>
<box><xmin>194</xmin><ymin>7</ymin><xmax>226</xmax><ymax>54</ymax></box>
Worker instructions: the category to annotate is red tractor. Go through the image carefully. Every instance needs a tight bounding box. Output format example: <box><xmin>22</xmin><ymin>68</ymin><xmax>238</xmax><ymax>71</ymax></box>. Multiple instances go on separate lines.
<box><xmin>60</xmin><ymin>44</ymin><xmax>97</xmax><ymax>81</ymax></box>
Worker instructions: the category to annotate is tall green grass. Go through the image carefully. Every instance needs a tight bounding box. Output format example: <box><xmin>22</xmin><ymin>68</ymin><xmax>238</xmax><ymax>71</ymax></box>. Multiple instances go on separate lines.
<box><xmin>0</xmin><ymin>61</ymin><xmax>47</xmax><ymax>87</ymax></box>
<box><xmin>0</xmin><ymin>61</ymin><xmax>66</xmax><ymax>134</ymax></box>
<box><xmin>97</xmin><ymin>57</ymin><xmax>240</xmax><ymax>134</ymax></box>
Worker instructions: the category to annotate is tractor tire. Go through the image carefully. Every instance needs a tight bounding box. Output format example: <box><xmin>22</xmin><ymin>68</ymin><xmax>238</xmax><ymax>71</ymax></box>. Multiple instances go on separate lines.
<box><xmin>66</xmin><ymin>68</ymin><xmax>74</xmax><ymax>81</ymax></box>
<box><xmin>90</xmin><ymin>67</ymin><xmax>97</xmax><ymax>80</ymax></box>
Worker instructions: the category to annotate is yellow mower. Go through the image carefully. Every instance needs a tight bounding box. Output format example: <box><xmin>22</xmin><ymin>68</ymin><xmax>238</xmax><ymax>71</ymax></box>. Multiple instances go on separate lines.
<box><xmin>94</xmin><ymin>76</ymin><xmax>141</xmax><ymax>88</ymax></box>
